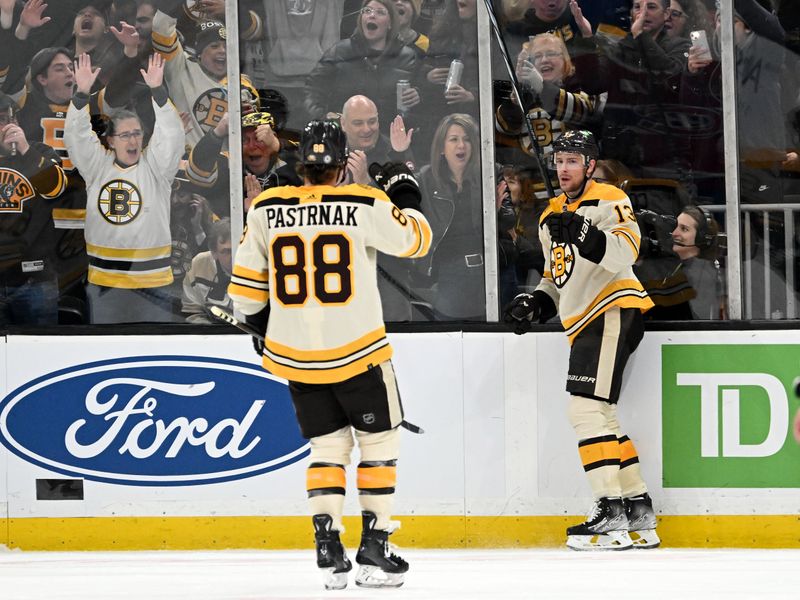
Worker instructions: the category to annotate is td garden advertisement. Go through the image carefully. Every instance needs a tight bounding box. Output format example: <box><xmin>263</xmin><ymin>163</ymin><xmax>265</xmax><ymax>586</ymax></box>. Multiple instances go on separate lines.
<box><xmin>662</xmin><ymin>344</ymin><xmax>800</xmax><ymax>488</ymax></box>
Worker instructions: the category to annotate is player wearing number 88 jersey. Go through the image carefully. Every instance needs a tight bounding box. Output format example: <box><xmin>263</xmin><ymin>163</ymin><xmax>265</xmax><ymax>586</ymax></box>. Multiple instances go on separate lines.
<box><xmin>232</xmin><ymin>183</ymin><xmax>430</xmax><ymax>382</ymax></box>
<box><xmin>230</xmin><ymin>126</ymin><xmax>431</xmax><ymax>384</ymax></box>
<box><xmin>229</xmin><ymin>120</ymin><xmax>431</xmax><ymax>590</ymax></box>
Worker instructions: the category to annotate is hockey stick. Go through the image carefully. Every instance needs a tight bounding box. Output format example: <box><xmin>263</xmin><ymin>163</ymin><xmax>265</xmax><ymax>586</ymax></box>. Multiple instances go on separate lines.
<box><xmin>210</xmin><ymin>307</ymin><xmax>425</xmax><ymax>434</ymax></box>
<box><xmin>481</xmin><ymin>0</ymin><xmax>558</xmax><ymax>207</ymax></box>
<box><xmin>209</xmin><ymin>306</ymin><xmax>264</xmax><ymax>340</ymax></box>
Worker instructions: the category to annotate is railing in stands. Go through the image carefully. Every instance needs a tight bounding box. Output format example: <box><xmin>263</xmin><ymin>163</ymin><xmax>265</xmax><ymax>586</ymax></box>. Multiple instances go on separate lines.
<box><xmin>703</xmin><ymin>202</ymin><xmax>800</xmax><ymax>319</ymax></box>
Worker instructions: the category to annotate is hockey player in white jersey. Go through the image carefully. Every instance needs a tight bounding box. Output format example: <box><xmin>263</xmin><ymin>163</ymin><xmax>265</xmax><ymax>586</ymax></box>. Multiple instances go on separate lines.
<box><xmin>229</xmin><ymin>120</ymin><xmax>431</xmax><ymax>589</ymax></box>
<box><xmin>504</xmin><ymin>130</ymin><xmax>659</xmax><ymax>551</ymax></box>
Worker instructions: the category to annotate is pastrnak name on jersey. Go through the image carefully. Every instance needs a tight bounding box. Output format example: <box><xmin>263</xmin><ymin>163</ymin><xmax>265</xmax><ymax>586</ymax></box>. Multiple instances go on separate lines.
<box><xmin>264</xmin><ymin>203</ymin><xmax>359</xmax><ymax>229</ymax></box>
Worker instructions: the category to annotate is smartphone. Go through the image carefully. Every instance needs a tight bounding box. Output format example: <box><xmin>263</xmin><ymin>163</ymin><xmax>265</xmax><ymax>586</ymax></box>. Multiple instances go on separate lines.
<box><xmin>690</xmin><ymin>30</ymin><xmax>711</xmax><ymax>58</ymax></box>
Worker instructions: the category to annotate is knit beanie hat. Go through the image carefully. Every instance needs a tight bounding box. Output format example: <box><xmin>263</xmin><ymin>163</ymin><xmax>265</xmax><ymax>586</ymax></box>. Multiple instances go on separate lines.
<box><xmin>195</xmin><ymin>21</ymin><xmax>226</xmax><ymax>55</ymax></box>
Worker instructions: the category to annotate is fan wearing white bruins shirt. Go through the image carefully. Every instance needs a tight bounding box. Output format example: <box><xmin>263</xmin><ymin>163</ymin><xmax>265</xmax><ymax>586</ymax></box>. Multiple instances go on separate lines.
<box><xmin>229</xmin><ymin>120</ymin><xmax>430</xmax><ymax>591</ymax></box>
<box><xmin>150</xmin><ymin>12</ymin><xmax>259</xmax><ymax>148</ymax></box>
<box><xmin>505</xmin><ymin>130</ymin><xmax>658</xmax><ymax>552</ymax></box>
<box><xmin>64</xmin><ymin>53</ymin><xmax>184</xmax><ymax>324</ymax></box>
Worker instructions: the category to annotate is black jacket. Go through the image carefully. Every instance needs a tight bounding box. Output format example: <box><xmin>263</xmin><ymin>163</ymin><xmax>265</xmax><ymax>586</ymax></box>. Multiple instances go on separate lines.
<box><xmin>0</xmin><ymin>143</ymin><xmax>66</xmax><ymax>283</ymax></box>
<box><xmin>413</xmin><ymin>165</ymin><xmax>486</xmax><ymax>320</ymax></box>
<box><xmin>304</xmin><ymin>35</ymin><xmax>418</xmax><ymax>130</ymax></box>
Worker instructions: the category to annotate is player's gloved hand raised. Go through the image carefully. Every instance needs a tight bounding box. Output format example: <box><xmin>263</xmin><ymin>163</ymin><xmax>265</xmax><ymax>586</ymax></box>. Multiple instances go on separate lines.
<box><xmin>503</xmin><ymin>292</ymin><xmax>540</xmax><ymax>335</ymax></box>
<box><xmin>368</xmin><ymin>161</ymin><xmax>422</xmax><ymax>212</ymax></box>
<box><xmin>546</xmin><ymin>210</ymin><xmax>606</xmax><ymax>263</ymax></box>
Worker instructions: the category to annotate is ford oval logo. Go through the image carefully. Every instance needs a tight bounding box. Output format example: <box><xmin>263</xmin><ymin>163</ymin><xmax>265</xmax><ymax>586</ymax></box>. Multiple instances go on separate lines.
<box><xmin>0</xmin><ymin>356</ymin><xmax>309</xmax><ymax>486</ymax></box>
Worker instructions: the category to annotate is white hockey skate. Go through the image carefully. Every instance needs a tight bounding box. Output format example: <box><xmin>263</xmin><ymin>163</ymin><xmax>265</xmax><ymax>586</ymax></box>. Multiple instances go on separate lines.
<box><xmin>354</xmin><ymin>511</ymin><xmax>408</xmax><ymax>588</ymax></box>
<box><xmin>312</xmin><ymin>514</ymin><xmax>352</xmax><ymax>590</ymax></box>
<box><xmin>625</xmin><ymin>493</ymin><xmax>661</xmax><ymax>549</ymax></box>
<box><xmin>566</xmin><ymin>497</ymin><xmax>633</xmax><ymax>551</ymax></box>
<box><xmin>321</xmin><ymin>568</ymin><xmax>348</xmax><ymax>591</ymax></box>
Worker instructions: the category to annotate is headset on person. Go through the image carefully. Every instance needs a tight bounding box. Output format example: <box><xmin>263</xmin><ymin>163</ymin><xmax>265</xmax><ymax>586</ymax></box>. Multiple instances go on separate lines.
<box><xmin>681</xmin><ymin>205</ymin><xmax>716</xmax><ymax>249</ymax></box>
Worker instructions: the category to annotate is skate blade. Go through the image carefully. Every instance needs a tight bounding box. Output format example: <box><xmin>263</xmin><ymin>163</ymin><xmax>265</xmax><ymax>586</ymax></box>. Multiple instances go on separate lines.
<box><xmin>321</xmin><ymin>568</ymin><xmax>348</xmax><ymax>590</ymax></box>
<box><xmin>630</xmin><ymin>529</ymin><xmax>661</xmax><ymax>549</ymax></box>
<box><xmin>567</xmin><ymin>530</ymin><xmax>633</xmax><ymax>551</ymax></box>
<box><xmin>355</xmin><ymin>565</ymin><xmax>405</xmax><ymax>588</ymax></box>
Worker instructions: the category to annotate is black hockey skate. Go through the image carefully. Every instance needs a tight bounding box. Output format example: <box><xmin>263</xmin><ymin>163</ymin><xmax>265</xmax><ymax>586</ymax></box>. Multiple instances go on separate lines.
<box><xmin>312</xmin><ymin>514</ymin><xmax>352</xmax><ymax>590</ymax></box>
<box><xmin>354</xmin><ymin>511</ymin><xmax>408</xmax><ymax>588</ymax></box>
<box><xmin>566</xmin><ymin>497</ymin><xmax>633</xmax><ymax>551</ymax></box>
<box><xmin>624</xmin><ymin>493</ymin><xmax>661</xmax><ymax>549</ymax></box>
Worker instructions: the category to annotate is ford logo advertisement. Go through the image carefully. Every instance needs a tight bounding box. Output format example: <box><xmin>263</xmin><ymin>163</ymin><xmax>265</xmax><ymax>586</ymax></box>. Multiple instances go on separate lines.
<box><xmin>0</xmin><ymin>356</ymin><xmax>309</xmax><ymax>486</ymax></box>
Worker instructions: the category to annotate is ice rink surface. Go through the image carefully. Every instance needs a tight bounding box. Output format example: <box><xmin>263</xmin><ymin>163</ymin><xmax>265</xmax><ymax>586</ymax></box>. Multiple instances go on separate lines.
<box><xmin>1</xmin><ymin>548</ymin><xmax>799</xmax><ymax>600</ymax></box>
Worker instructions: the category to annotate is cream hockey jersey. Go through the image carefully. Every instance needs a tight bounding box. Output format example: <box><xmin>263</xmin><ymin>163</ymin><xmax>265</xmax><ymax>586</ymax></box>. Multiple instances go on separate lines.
<box><xmin>537</xmin><ymin>180</ymin><xmax>653</xmax><ymax>343</ymax></box>
<box><xmin>229</xmin><ymin>183</ymin><xmax>432</xmax><ymax>384</ymax></box>
<box><xmin>64</xmin><ymin>98</ymin><xmax>185</xmax><ymax>288</ymax></box>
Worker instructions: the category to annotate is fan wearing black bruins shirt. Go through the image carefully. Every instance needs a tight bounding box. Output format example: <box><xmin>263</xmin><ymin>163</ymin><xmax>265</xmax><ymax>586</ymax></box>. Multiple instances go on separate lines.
<box><xmin>3</xmin><ymin>45</ymin><xmax>107</xmax><ymax>298</ymax></box>
<box><xmin>0</xmin><ymin>93</ymin><xmax>66</xmax><ymax>325</ymax></box>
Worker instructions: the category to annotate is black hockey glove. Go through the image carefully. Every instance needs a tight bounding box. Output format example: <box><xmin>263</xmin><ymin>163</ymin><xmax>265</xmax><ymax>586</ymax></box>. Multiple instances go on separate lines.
<box><xmin>546</xmin><ymin>211</ymin><xmax>606</xmax><ymax>263</ymax></box>
<box><xmin>368</xmin><ymin>161</ymin><xmax>422</xmax><ymax>212</ymax></box>
<box><xmin>251</xmin><ymin>335</ymin><xmax>265</xmax><ymax>357</ymax></box>
<box><xmin>503</xmin><ymin>292</ymin><xmax>541</xmax><ymax>335</ymax></box>
<box><xmin>244</xmin><ymin>305</ymin><xmax>270</xmax><ymax>357</ymax></box>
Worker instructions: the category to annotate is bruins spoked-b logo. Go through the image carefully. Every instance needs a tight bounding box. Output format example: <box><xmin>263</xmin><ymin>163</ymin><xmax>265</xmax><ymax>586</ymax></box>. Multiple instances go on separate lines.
<box><xmin>550</xmin><ymin>241</ymin><xmax>575</xmax><ymax>288</ymax></box>
<box><xmin>0</xmin><ymin>168</ymin><xmax>34</xmax><ymax>213</ymax></box>
<box><xmin>98</xmin><ymin>180</ymin><xmax>142</xmax><ymax>225</ymax></box>
<box><xmin>194</xmin><ymin>88</ymin><xmax>228</xmax><ymax>133</ymax></box>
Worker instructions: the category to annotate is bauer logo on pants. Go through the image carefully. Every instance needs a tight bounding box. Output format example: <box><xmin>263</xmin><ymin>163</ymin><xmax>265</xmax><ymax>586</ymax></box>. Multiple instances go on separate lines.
<box><xmin>662</xmin><ymin>344</ymin><xmax>800</xmax><ymax>487</ymax></box>
<box><xmin>0</xmin><ymin>356</ymin><xmax>309</xmax><ymax>486</ymax></box>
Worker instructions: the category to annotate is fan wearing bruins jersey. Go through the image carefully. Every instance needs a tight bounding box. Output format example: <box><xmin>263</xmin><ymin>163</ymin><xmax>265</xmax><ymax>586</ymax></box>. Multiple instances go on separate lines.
<box><xmin>495</xmin><ymin>33</ymin><xmax>604</xmax><ymax>199</ymax></box>
<box><xmin>0</xmin><ymin>93</ymin><xmax>66</xmax><ymax>325</ymax></box>
<box><xmin>3</xmin><ymin>46</ymin><xmax>106</xmax><ymax>298</ymax></box>
<box><xmin>151</xmin><ymin>12</ymin><xmax>259</xmax><ymax>149</ymax></box>
<box><xmin>64</xmin><ymin>53</ymin><xmax>184</xmax><ymax>324</ymax></box>
<box><xmin>504</xmin><ymin>130</ymin><xmax>658</xmax><ymax>552</ymax></box>
<box><xmin>229</xmin><ymin>120</ymin><xmax>430</xmax><ymax>591</ymax></box>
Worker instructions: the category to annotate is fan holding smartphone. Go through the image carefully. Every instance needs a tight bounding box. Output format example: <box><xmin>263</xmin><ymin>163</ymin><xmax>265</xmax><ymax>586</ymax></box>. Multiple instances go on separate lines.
<box><xmin>687</xmin><ymin>27</ymin><xmax>715</xmax><ymax>73</ymax></box>
<box><xmin>690</xmin><ymin>29</ymin><xmax>712</xmax><ymax>59</ymax></box>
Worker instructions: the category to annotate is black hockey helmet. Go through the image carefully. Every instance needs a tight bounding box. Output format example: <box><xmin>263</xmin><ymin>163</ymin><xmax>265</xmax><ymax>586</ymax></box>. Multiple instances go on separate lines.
<box><xmin>300</xmin><ymin>120</ymin><xmax>348</xmax><ymax>167</ymax></box>
<box><xmin>258</xmin><ymin>88</ymin><xmax>288</xmax><ymax>131</ymax></box>
<box><xmin>551</xmin><ymin>130</ymin><xmax>599</xmax><ymax>166</ymax></box>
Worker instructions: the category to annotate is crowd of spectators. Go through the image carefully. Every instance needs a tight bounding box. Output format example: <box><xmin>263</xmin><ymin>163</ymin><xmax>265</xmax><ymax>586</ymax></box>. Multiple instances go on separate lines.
<box><xmin>0</xmin><ymin>0</ymin><xmax>797</xmax><ymax>326</ymax></box>
<box><xmin>494</xmin><ymin>0</ymin><xmax>796</xmax><ymax>321</ymax></box>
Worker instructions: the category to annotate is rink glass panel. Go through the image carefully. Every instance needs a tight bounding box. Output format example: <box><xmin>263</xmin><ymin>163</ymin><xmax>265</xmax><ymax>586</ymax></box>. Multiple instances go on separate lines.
<box><xmin>4</xmin><ymin>3</ymin><xmax>800</xmax><ymax>330</ymax></box>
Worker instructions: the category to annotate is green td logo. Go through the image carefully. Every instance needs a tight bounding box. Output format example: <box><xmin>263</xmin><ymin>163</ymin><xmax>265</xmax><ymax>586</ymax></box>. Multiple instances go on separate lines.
<box><xmin>662</xmin><ymin>344</ymin><xmax>800</xmax><ymax>487</ymax></box>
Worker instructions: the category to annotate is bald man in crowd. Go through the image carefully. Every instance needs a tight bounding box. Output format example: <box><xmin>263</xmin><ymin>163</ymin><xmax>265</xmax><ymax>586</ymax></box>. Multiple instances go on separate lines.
<box><xmin>340</xmin><ymin>95</ymin><xmax>416</xmax><ymax>185</ymax></box>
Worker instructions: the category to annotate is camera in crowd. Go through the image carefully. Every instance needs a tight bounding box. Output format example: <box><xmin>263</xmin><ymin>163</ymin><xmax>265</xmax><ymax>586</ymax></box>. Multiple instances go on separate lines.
<box><xmin>635</xmin><ymin>209</ymin><xmax>677</xmax><ymax>258</ymax></box>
